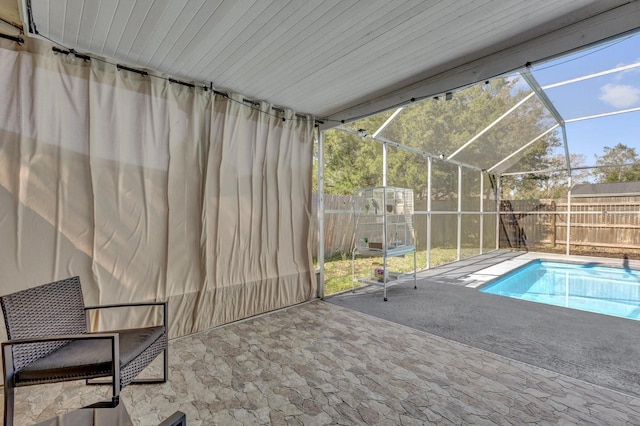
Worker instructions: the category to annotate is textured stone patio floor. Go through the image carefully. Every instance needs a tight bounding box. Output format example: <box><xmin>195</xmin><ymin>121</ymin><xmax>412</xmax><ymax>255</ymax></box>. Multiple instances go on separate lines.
<box><xmin>3</xmin><ymin>300</ymin><xmax>640</xmax><ymax>425</ymax></box>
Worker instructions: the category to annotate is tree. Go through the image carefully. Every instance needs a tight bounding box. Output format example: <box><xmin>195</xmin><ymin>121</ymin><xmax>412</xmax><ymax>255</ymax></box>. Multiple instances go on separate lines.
<box><xmin>315</xmin><ymin>112</ymin><xmax>391</xmax><ymax>194</ymax></box>
<box><xmin>501</xmin><ymin>153</ymin><xmax>589</xmax><ymax>199</ymax></box>
<box><xmin>593</xmin><ymin>143</ymin><xmax>640</xmax><ymax>183</ymax></box>
<box><xmin>317</xmin><ymin>77</ymin><xmax>561</xmax><ymax>198</ymax></box>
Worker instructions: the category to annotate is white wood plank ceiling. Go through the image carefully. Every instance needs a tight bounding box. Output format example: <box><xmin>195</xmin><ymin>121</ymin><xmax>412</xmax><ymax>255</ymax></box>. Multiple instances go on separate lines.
<box><xmin>22</xmin><ymin>0</ymin><xmax>640</xmax><ymax>125</ymax></box>
<box><xmin>0</xmin><ymin>0</ymin><xmax>21</xmax><ymax>34</ymax></box>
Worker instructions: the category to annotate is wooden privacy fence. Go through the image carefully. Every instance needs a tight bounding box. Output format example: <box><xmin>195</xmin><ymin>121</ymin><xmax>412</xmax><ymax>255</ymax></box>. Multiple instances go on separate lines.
<box><xmin>501</xmin><ymin>197</ymin><xmax>640</xmax><ymax>251</ymax></box>
<box><xmin>310</xmin><ymin>195</ymin><xmax>495</xmax><ymax>258</ymax></box>
<box><xmin>312</xmin><ymin>194</ymin><xmax>640</xmax><ymax>258</ymax></box>
<box><xmin>310</xmin><ymin>194</ymin><xmax>355</xmax><ymax>259</ymax></box>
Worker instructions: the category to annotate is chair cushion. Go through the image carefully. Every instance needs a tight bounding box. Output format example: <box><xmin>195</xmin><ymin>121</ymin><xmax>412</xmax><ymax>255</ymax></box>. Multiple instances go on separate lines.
<box><xmin>15</xmin><ymin>326</ymin><xmax>165</xmax><ymax>384</ymax></box>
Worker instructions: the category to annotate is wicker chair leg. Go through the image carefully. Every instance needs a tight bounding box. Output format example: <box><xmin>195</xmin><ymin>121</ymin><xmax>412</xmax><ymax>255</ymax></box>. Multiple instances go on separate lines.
<box><xmin>4</xmin><ymin>384</ymin><xmax>14</xmax><ymax>426</ymax></box>
<box><xmin>162</xmin><ymin>346</ymin><xmax>168</xmax><ymax>383</ymax></box>
<box><xmin>3</xmin><ymin>343</ymin><xmax>15</xmax><ymax>426</ymax></box>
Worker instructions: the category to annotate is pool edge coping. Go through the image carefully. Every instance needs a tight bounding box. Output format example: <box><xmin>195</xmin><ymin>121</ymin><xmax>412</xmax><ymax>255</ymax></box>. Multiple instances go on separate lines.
<box><xmin>464</xmin><ymin>251</ymin><xmax>640</xmax><ymax>289</ymax></box>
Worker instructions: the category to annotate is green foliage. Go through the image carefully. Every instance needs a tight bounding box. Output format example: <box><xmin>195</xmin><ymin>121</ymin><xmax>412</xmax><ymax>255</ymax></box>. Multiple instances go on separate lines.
<box><xmin>593</xmin><ymin>143</ymin><xmax>640</xmax><ymax>183</ymax></box>
<box><xmin>323</xmin><ymin>129</ymin><xmax>382</xmax><ymax>194</ymax></box>
<box><xmin>501</xmin><ymin>153</ymin><xmax>589</xmax><ymax>199</ymax></box>
<box><xmin>316</xmin><ymin>78</ymin><xmax>640</xmax><ymax>198</ymax></box>
<box><xmin>318</xmin><ymin>77</ymin><xmax>562</xmax><ymax>198</ymax></box>
<box><xmin>320</xmin><ymin>248</ymin><xmax>458</xmax><ymax>295</ymax></box>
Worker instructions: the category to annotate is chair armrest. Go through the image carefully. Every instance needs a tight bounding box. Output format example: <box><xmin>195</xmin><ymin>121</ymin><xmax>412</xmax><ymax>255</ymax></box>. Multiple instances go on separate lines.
<box><xmin>84</xmin><ymin>301</ymin><xmax>168</xmax><ymax>329</ymax></box>
<box><xmin>1</xmin><ymin>333</ymin><xmax>119</xmax><ymax>347</ymax></box>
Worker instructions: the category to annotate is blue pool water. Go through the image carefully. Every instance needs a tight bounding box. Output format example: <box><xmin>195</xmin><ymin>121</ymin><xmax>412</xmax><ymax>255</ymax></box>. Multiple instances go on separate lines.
<box><xmin>480</xmin><ymin>260</ymin><xmax>640</xmax><ymax>320</ymax></box>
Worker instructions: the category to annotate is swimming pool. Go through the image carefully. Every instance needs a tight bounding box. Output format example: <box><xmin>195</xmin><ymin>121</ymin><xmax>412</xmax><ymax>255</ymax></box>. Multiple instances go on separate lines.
<box><xmin>480</xmin><ymin>260</ymin><xmax>640</xmax><ymax>320</ymax></box>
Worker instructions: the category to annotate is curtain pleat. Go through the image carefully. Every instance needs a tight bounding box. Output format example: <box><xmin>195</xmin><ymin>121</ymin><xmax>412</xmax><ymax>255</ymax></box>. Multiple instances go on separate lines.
<box><xmin>0</xmin><ymin>38</ymin><xmax>316</xmax><ymax>345</ymax></box>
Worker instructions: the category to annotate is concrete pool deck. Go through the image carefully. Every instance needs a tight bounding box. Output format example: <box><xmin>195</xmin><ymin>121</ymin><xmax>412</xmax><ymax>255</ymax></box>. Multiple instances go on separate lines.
<box><xmin>329</xmin><ymin>250</ymin><xmax>640</xmax><ymax>398</ymax></box>
<box><xmin>462</xmin><ymin>251</ymin><xmax>640</xmax><ymax>289</ymax></box>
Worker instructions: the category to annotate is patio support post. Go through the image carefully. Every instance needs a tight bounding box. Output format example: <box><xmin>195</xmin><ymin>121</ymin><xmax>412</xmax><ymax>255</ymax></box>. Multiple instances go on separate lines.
<box><xmin>566</xmin><ymin>176</ymin><xmax>572</xmax><ymax>256</ymax></box>
<box><xmin>563</xmin><ymin>124</ymin><xmax>572</xmax><ymax>257</ymax></box>
<box><xmin>480</xmin><ymin>171</ymin><xmax>484</xmax><ymax>254</ymax></box>
<box><xmin>382</xmin><ymin>142</ymin><xmax>387</xmax><ymax>187</ymax></box>
<box><xmin>561</xmin><ymin>125</ymin><xmax>571</xmax><ymax>174</ymax></box>
<box><xmin>427</xmin><ymin>156</ymin><xmax>432</xmax><ymax>269</ymax></box>
<box><xmin>317</xmin><ymin>129</ymin><xmax>325</xmax><ymax>299</ymax></box>
<box><xmin>496</xmin><ymin>175</ymin><xmax>501</xmax><ymax>250</ymax></box>
<box><xmin>457</xmin><ymin>165</ymin><xmax>462</xmax><ymax>261</ymax></box>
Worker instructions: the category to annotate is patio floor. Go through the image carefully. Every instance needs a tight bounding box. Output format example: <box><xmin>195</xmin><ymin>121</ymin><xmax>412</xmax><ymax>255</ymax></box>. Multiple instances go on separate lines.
<box><xmin>3</xmin><ymin>301</ymin><xmax>640</xmax><ymax>425</ymax></box>
<box><xmin>329</xmin><ymin>249</ymin><xmax>640</xmax><ymax>400</ymax></box>
<box><xmin>3</xmin><ymin>288</ymin><xmax>640</xmax><ymax>424</ymax></box>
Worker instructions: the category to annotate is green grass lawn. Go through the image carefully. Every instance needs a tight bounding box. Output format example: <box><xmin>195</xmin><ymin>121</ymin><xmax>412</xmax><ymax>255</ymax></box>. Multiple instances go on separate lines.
<box><xmin>317</xmin><ymin>248</ymin><xmax>460</xmax><ymax>295</ymax></box>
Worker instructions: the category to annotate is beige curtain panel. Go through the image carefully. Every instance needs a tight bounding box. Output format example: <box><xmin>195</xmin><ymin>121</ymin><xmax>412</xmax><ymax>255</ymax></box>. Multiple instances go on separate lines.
<box><xmin>0</xmin><ymin>38</ymin><xmax>317</xmax><ymax>343</ymax></box>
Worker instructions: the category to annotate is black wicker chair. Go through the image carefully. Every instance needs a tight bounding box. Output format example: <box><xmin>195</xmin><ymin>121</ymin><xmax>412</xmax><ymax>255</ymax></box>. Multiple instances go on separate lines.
<box><xmin>1</xmin><ymin>276</ymin><xmax>168</xmax><ymax>426</ymax></box>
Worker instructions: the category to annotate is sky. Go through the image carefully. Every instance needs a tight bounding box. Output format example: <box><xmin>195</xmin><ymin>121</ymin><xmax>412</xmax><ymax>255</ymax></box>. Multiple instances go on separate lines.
<box><xmin>530</xmin><ymin>31</ymin><xmax>640</xmax><ymax>168</ymax></box>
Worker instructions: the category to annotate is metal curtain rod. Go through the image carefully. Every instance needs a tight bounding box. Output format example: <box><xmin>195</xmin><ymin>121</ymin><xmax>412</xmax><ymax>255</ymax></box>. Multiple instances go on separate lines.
<box><xmin>0</xmin><ymin>33</ymin><xmax>24</xmax><ymax>44</ymax></box>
